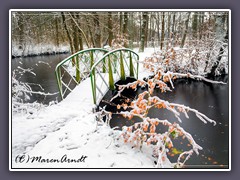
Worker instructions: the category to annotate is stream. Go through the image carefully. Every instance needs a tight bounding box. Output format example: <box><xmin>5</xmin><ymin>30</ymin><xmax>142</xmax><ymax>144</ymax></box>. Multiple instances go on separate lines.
<box><xmin>99</xmin><ymin>76</ymin><xmax>229</xmax><ymax>169</ymax></box>
<box><xmin>12</xmin><ymin>53</ymin><xmax>70</xmax><ymax>104</ymax></box>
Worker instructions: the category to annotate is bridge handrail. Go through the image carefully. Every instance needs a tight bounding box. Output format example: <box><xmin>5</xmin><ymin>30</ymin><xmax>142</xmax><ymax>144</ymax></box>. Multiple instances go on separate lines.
<box><xmin>55</xmin><ymin>48</ymin><xmax>109</xmax><ymax>73</ymax></box>
<box><xmin>55</xmin><ymin>48</ymin><xmax>109</xmax><ymax>100</ymax></box>
<box><xmin>90</xmin><ymin>48</ymin><xmax>138</xmax><ymax>73</ymax></box>
<box><xmin>90</xmin><ymin>48</ymin><xmax>139</xmax><ymax>105</ymax></box>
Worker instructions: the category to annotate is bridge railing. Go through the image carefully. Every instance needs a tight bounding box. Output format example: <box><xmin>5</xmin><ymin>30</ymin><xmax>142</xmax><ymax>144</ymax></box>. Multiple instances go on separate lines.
<box><xmin>55</xmin><ymin>48</ymin><xmax>109</xmax><ymax>99</ymax></box>
<box><xmin>90</xmin><ymin>48</ymin><xmax>139</xmax><ymax>105</ymax></box>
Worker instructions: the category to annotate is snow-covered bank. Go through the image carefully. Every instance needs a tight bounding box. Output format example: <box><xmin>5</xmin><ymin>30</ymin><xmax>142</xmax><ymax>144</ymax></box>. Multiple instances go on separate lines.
<box><xmin>12</xmin><ymin>48</ymin><xmax>173</xmax><ymax>169</ymax></box>
<box><xmin>12</xmin><ymin>80</ymin><xmax>170</xmax><ymax>169</ymax></box>
<box><xmin>12</xmin><ymin>43</ymin><xmax>70</xmax><ymax>58</ymax></box>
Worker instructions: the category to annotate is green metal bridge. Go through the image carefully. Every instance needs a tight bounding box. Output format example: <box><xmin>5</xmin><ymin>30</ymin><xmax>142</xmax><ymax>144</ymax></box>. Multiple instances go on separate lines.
<box><xmin>55</xmin><ymin>48</ymin><xmax>139</xmax><ymax>105</ymax></box>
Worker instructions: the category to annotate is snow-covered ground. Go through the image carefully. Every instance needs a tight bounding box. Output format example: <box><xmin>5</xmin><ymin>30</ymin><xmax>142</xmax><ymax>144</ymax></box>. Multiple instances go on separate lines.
<box><xmin>12</xmin><ymin>43</ymin><xmax>70</xmax><ymax>57</ymax></box>
<box><xmin>12</xmin><ymin>48</ymin><xmax>174</xmax><ymax>169</ymax></box>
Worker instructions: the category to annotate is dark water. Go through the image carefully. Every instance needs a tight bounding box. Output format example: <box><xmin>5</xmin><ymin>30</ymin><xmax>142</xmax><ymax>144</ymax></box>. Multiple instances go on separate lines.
<box><xmin>99</xmin><ymin>76</ymin><xmax>229</xmax><ymax>169</ymax></box>
<box><xmin>12</xmin><ymin>53</ymin><xmax>70</xmax><ymax>104</ymax></box>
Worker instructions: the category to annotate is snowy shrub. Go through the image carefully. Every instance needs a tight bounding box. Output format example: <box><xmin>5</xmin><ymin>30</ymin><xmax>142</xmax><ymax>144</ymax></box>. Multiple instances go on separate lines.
<box><xmin>111</xmin><ymin>33</ymin><xmax>129</xmax><ymax>49</ymax></box>
<box><xmin>144</xmin><ymin>39</ymin><xmax>228</xmax><ymax>76</ymax></box>
<box><xmin>108</xmin><ymin>22</ymin><xmax>130</xmax><ymax>50</ymax></box>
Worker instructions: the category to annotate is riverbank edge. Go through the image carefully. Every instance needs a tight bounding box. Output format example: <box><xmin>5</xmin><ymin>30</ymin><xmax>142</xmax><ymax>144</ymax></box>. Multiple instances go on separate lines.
<box><xmin>12</xmin><ymin>50</ymin><xmax>70</xmax><ymax>59</ymax></box>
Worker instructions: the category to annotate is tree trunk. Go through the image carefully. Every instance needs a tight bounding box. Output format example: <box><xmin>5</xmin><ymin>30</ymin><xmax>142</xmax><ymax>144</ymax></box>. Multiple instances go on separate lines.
<box><xmin>36</xmin><ymin>15</ymin><xmax>41</xmax><ymax>45</ymax></box>
<box><xmin>123</xmin><ymin>12</ymin><xmax>128</xmax><ymax>47</ymax></box>
<box><xmin>73</xmin><ymin>25</ymin><xmax>79</xmax><ymax>52</ymax></box>
<box><xmin>108</xmin><ymin>12</ymin><xmax>113</xmax><ymax>47</ymax></box>
<box><xmin>160</xmin><ymin>12</ymin><xmax>165</xmax><ymax>50</ymax></box>
<box><xmin>139</xmin><ymin>13</ymin><xmax>142</xmax><ymax>46</ymax></box>
<box><xmin>180</xmin><ymin>12</ymin><xmax>191</xmax><ymax>48</ymax></box>
<box><xmin>192</xmin><ymin>12</ymin><xmax>198</xmax><ymax>39</ymax></box>
<box><xmin>55</xmin><ymin>17</ymin><xmax>60</xmax><ymax>47</ymax></box>
<box><xmin>84</xmin><ymin>15</ymin><xmax>95</xmax><ymax>47</ymax></box>
<box><xmin>78</xmin><ymin>28</ymin><xmax>83</xmax><ymax>50</ymax></box>
<box><xmin>157</xmin><ymin>12</ymin><xmax>160</xmax><ymax>47</ymax></box>
<box><xmin>149</xmin><ymin>12</ymin><xmax>152</xmax><ymax>42</ymax></box>
<box><xmin>129</xmin><ymin>12</ymin><xmax>134</xmax><ymax>49</ymax></box>
<box><xmin>208</xmin><ymin>14</ymin><xmax>228</xmax><ymax>76</ymax></box>
<box><xmin>93</xmin><ymin>12</ymin><xmax>101</xmax><ymax>47</ymax></box>
<box><xmin>144</xmin><ymin>13</ymin><xmax>149</xmax><ymax>47</ymax></box>
<box><xmin>199</xmin><ymin>12</ymin><xmax>204</xmax><ymax>40</ymax></box>
<box><xmin>119</xmin><ymin>12</ymin><xmax>123</xmax><ymax>35</ymax></box>
<box><xmin>139</xmin><ymin>12</ymin><xmax>148</xmax><ymax>52</ymax></box>
<box><xmin>150</xmin><ymin>13</ymin><xmax>155</xmax><ymax>47</ymax></box>
<box><xmin>176</xmin><ymin>13</ymin><xmax>182</xmax><ymax>46</ymax></box>
<box><xmin>18</xmin><ymin>12</ymin><xmax>24</xmax><ymax>49</ymax></box>
<box><xmin>69</xmin><ymin>13</ymin><xmax>90</xmax><ymax>48</ymax></box>
<box><xmin>207</xmin><ymin>13</ymin><xmax>212</xmax><ymax>39</ymax></box>
<box><xmin>167</xmin><ymin>12</ymin><xmax>171</xmax><ymax>48</ymax></box>
<box><xmin>172</xmin><ymin>12</ymin><xmax>176</xmax><ymax>46</ymax></box>
<box><xmin>76</xmin><ymin>14</ymin><xmax>83</xmax><ymax>50</ymax></box>
<box><xmin>61</xmin><ymin>12</ymin><xmax>74</xmax><ymax>54</ymax></box>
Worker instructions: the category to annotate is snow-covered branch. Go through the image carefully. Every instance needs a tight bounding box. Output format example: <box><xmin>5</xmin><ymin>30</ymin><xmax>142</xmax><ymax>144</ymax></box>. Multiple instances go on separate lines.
<box><xmin>165</xmin><ymin>71</ymin><xmax>226</xmax><ymax>85</ymax></box>
<box><xmin>12</xmin><ymin>68</ymin><xmax>58</xmax><ymax>115</ymax></box>
<box><xmin>103</xmin><ymin>60</ymin><xmax>226</xmax><ymax>167</ymax></box>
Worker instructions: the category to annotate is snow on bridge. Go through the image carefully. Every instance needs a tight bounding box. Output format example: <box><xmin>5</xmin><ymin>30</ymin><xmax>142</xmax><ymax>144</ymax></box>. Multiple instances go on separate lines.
<box><xmin>12</xmin><ymin>48</ymin><xmax>171</xmax><ymax>169</ymax></box>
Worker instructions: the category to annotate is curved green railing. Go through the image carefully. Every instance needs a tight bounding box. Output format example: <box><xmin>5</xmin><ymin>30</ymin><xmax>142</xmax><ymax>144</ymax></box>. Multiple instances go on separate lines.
<box><xmin>55</xmin><ymin>48</ymin><xmax>109</xmax><ymax>99</ymax></box>
<box><xmin>90</xmin><ymin>48</ymin><xmax>139</xmax><ymax>105</ymax></box>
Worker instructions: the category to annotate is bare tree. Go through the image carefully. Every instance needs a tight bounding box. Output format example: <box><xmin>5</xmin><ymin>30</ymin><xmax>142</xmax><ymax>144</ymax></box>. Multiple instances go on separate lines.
<box><xmin>76</xmin><ymin>13</ymin><xmax>83</xmax><ymax>50</ymax></box>
<box><xmin>61</xmin><ymin>12</ymin><xmax>74</xmax><ymax>54</ymax></box>
<box><xmin>17</xmin><ymin>12</ymin><xmax>24</xmax><ymax>49</ymax></box>
<box><xmin>172</xmin><ymin>12</ymin><xmax>176</xmax><ymax>46</ymax></box>
<box><xmin>55</xmin><ymin>16</ymin><xmax>60</xmax><ymax>47</ymax></box>
<box><xmin>192</xmin><ymin>12</ymin><xmax>198</xmax><ymax>39</ymax></box>
<box><xmin>93</xmin><ymin>12</ymin><xmax>101</xmax><ymax>47</ymax></box>
<box><xmin>129</xmin><ymin>12</ymin><xmax>134</xmax><ymax>49</ymax></box>
<box><xmin>84</xmin><ymin>15</ymin><xmax>95</xmax><ymax>47</ymax></box>
<box><xmin>156</xmin><ymin>12</ymin><xmax>160</xmax><ymax>46</ymax></box>
<box><xmin>144</xmin><ymin>13</ymin><xmax>149</xmax><ymax>47</ymax></box>
<box><xmin>119</xmin><ymin>12</ymin><xmax>123</xmax><ymax>35</ymax></box>
<box><xmin>108</xmin><ymin>12</ymin><xmax>113</xmax><ymax>47</ymax></box>
<box><xmin>166</xmin><ymin>12</ymin><xmax>171</xmax><ymax>48</ymax></box>
<box><xmin>139</xmin><ymin>12</ymin><xmax>148</xmax><ymax>52</ymax></box>
<box><xmin>208</xmin><ymin>14</ymin><xmax>228</xmax><ymax>76</ymax></box>
<box><xmin>160</xmin><ymin>12</ymin><xmax>165</xmax><ymax>50</ymax></box>
<box><xmin>180</xmin><ymin>12</ymin><xmax>191</xmax><ymax>48</ymax></box>
<box><xmin>123</xmin><ymin>12</ymin><xmax>128</xmax><ymax>47</ymax></box>
<box><xmin>199</xmin><ymin>12</ymin><xmax>204</xmax><ymax>40</ymax></box>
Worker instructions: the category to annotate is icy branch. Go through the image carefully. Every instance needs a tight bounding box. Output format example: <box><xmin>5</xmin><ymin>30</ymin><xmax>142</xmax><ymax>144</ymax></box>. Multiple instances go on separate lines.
<box><xmin>17</xmin><ymin>66</ymin><xmax>36</xmax><ymax>76</ymax></box>
<box><xmin>167</xmin><ymin>71</ymin><xmax>227</xmax><ymax>85</ymax></box>
<box><xmin>22</xmin><ymin>90</ymin><xmax>59</xmax><ymax>96</ymax></box>
<box><xmin>110</xmin><ymin>80</ymin><xmax>146</xmax><ymax>102</ymax></box>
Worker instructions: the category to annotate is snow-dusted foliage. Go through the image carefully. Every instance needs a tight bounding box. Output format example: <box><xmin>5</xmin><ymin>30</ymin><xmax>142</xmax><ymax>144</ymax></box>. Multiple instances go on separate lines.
<box><xmin>111</xmin><ymin>34</ymin><xmax>129</xmax><ymax>49</ymax></box>
<box><xmin>102</xmin><ymin>65</ymin><xmax>226</xmax><ymax>168</ymax></box>
<box><xmin>143</xmin><ymin>40</ymin><xmax>228</xmax><ymax>76</ymax></box>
